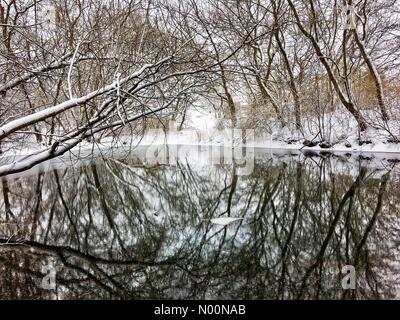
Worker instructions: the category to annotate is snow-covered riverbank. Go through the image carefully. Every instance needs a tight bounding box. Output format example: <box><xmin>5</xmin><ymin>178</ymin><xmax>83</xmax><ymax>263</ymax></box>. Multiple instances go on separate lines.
<box><xmin>1</xmin><ymin>107</ymin><xmax>400</xmax><ymax>180</ymax></box>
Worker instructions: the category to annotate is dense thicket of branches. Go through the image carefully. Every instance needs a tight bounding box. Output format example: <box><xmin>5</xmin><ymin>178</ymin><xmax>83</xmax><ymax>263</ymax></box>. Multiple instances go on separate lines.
<box><xmin>0</xmin><ymin>0</ymin><xmax>399</xmax><ymax>175</ymax></box>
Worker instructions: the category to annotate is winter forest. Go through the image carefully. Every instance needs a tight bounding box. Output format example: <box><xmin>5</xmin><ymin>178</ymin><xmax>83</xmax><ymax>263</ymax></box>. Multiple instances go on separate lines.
<box><xmin>0</xmin><ymin>0</ymin><xmax>399</xmax><ymax>173</ymax></box>
<box><xmin>1</xmin><ymin>0</ymin><xmax>400</xmax><ymax>300</ymax></box>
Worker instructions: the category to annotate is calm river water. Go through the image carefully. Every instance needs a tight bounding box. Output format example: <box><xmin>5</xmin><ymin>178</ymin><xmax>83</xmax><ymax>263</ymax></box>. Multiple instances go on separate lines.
<box><xmin>0</xmin><ymin>146</ymin><xmax>399</xmax><ymax>299</ymax></box>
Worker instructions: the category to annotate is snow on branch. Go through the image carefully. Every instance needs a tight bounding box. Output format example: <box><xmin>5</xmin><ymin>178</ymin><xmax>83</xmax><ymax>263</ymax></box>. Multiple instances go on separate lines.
<box><xmin>0</xmin><ymin>57</ymin><xmax>172</xmax><ymax>141</ymax></box>
<box><xmin>0</xmin><ymin>53</ymin><xmax>74</xmax><ymax>93</ymax></box>
<box><xmin>0</xmin><ymin>86</ymin><xmax>186</xmax><ymax>177</ymax></box>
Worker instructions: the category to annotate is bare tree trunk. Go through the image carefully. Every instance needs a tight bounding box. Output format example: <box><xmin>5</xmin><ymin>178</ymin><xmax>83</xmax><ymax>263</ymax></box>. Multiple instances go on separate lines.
<box><xmin>286</xmin><ymin>0</ymin><xmax>368</xmax><ymax>131</ymax></box>
<box><xmin>1</xmin><ymin>178</ymin><xmax>13</xmax><ymax>220</ymax></box>
<box><xmin>191</xmin><ymin>0</ymin><xmax>237</xmax><ymax>127</ymax></box>
<box><xmin>274</xmin><ymin>29</ymin><xmax>302</xmax><ymax>130</ymax></box>
<box><xmin>220</xmin><ymin>65</ymin><xmax>237</xmax><ymax>127</ymax></box>
<box><xmin>272</xmin><ymin>1</ymin><xmax>301</xmax><ymax>130</ymax></box>
<box><xmin>353</xmin><ymin>31</ymin><xmax>389</xmax><ymax>121</ymax></box>
<box><xmin>252</xmin><ymin>44</ymin><xmax>285</xmax><ymax>127</ymax></box>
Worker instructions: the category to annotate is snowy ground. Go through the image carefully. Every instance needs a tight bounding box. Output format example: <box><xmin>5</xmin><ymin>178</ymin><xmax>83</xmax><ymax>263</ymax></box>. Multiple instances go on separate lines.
<box><xmin>1</xmin><ymin>106</ymin><xmax>400</xmax><ymax>173</ymax></box>
<box><xmin>89</xmin><ymin>106</ymin><xmax>400</xmax><ymax>155</ymax></box>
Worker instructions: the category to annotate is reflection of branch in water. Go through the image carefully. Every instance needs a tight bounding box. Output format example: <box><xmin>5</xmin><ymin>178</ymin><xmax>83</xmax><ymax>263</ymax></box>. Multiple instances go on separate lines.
<box><xmin>225</xmin><ymin>167</ymin><xmax>238</xmax><ymax>216</ymax></box>
<box><xmin>352</xmin><ymin>171</ymin><xmax>391</xmax><ymax>299</ymax></box>
<box><xmin>0</xmin><ymin>238</ymin><xmax>183</xmax><ymax>266</ymax></box>
<box><xmin>298</xmin><ymin>167</ymin><xmax>367</xmax><ymax>299</ymax></box>
<box><xmin>0</xmin><ymin>237</ymin><xmax>186</xmax><ymax>299</ymax></box>
<box><xmin>354</xmin><ymin>172</ymin><xmax>390</xmax><ymax>265</ymax></box>
<box><xmin>29</xmin><ymin>173</ymin><xmax>43</xmax><ymax>241</ymax></box>
<box><xmin>0</xmin><ymin>155</ymin><xmax>398</xmax><ymax>299</ymax></box>
<box><xmin>1</xmin><ymin>177</ymin><xmax>14</xmax><ymax>220</ymax></box>
<box><xmin>278</xmin><ymin>162</ymin><xmax>302</xmax><ymax>298</ymax></box>
<box><xmin>54</xmin><ymin>170</ymin><xmax>81</xmax><ymax>250</ymax></box>
<box><xmin>91</xmin><ymin>164</ymin><xmax>129</xmax><ymax>257</ymax></box>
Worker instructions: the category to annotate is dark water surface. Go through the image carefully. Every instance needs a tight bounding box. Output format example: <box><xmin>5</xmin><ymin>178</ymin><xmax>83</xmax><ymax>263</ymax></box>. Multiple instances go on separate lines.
<box><xmin>0</xmin><ymin>147</ymin><xmax>399</xmax><ymax>299</ymax></box>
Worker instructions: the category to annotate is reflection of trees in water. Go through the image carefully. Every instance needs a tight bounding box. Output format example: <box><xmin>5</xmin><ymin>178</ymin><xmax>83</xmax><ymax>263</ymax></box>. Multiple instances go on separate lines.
<box><xmin>0</xmin><ymin>156</ymin><xmax>399</xmax><ymax>299</ymax></box>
